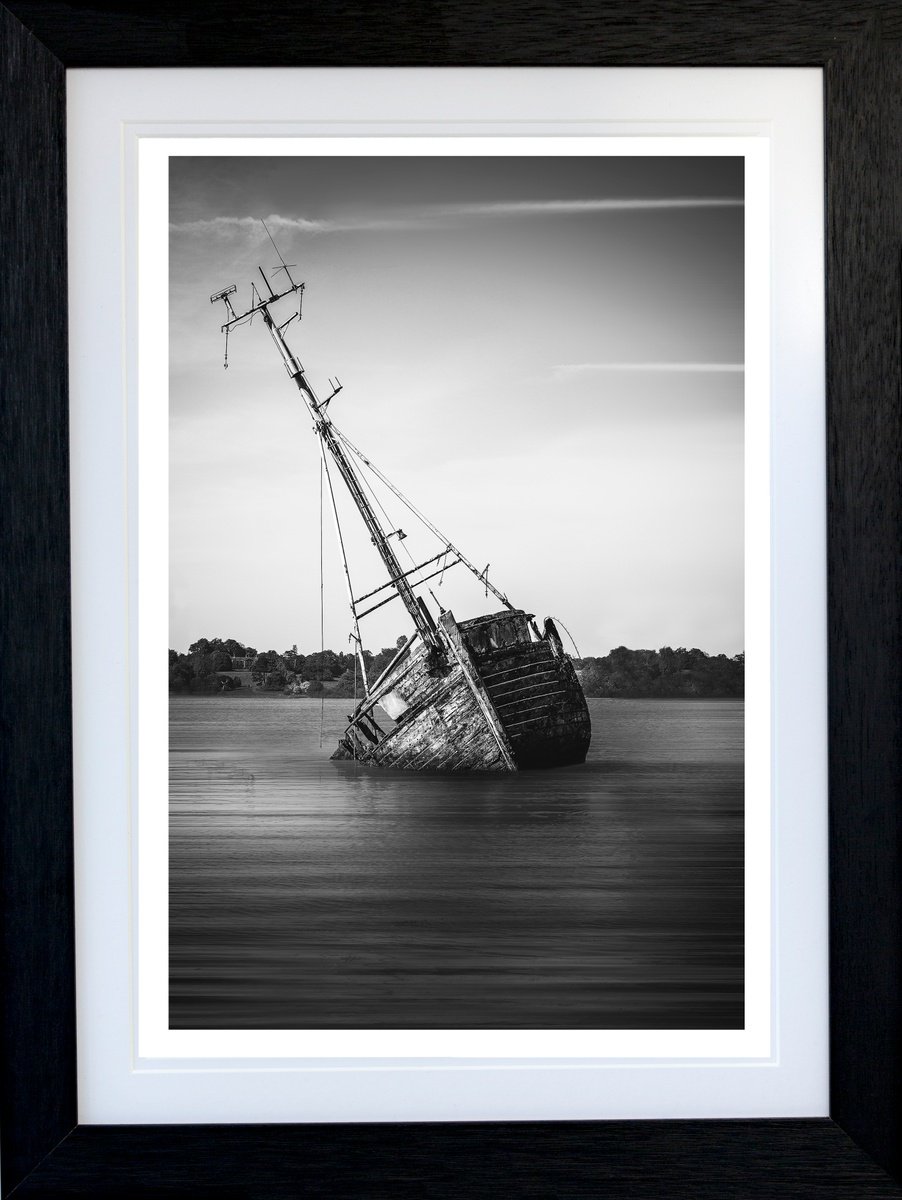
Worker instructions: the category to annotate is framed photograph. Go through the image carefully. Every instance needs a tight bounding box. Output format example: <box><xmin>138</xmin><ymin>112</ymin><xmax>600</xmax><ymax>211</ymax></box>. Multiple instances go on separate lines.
<box><xmin>157</xmin><ymin>140</ymin><xmax>758</xmax><ymax>1053</ymax></box>
<box><xmin>3</xmin><ymin>5</ymin><xmax>900</xmax><ymax>1197</ymax></box>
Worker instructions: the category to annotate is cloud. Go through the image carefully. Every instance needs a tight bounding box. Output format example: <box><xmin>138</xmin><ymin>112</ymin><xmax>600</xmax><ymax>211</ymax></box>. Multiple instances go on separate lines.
<box><xmin>446</xmin><ymin>198</ymin><xmax>743</xmax><ymax>217</ymax></box>
<box><xmin>169</xmin><ymin>214</ymin><xmax>329</xmax><ymax>236</ymax></box>
<box><xmin>553</xmin><ymin>362</ymin><xmax>745</xmax><ymax>376</ymax></box>
<box><xmin>170</xmin><ymin>197</ymin><xmax>744</xmax><ymax>237</ymax></box>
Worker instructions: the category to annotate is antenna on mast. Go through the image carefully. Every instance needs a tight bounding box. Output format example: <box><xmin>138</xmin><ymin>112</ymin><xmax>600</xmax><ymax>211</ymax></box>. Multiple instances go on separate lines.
<box><xmin>210</xmin><ymin>285</ymin><xmax>238</xmax><ymax>367</ymax></box>
<box><xmin>262</xmin><ymin>219</ymin><xmax>298</xmax><ymax>288</ymax></box>
<box><xmin>258</xmin><ymin>266</ymin><xmax>277</xmax><ymax>300</ymax></box>
<box><xmin>317</xmin><ymin>377</ymin><xmax>343</xmax><ymax>411</ymax></box>
<box><xmin>210</xmin><ymin>284</ymin><xmax>237</xmax><ymax>316</ymax></box>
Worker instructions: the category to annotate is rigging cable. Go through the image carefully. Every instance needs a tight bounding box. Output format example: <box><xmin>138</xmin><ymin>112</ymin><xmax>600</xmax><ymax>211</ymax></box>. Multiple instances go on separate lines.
<box><xmin>318</xmin><ymin>436</ymin><xmax>369</xmax><ymax>693</ymax></box>
<box><xmin>352</xmin><ymin>651</ymin><xmax>358</xmax><ymax>765</ymax></box>
<box><xmin>332</xmin><ymin>426</ymin><xmax>513</xmax><ymax>610</ymax></box>
<box><xmin>319</xmin><ymin>456</ymin><xmax>325</xmax><ymax>747</ymax></box>
<box><xmin>549</xmin><ymin>616</ymin><xmax>583</xmax><ymax>660</ymax></box>
<box><xmin>353</xmin><ymin>454</ymin><xmax>420</xmax><ymax>576</ymax></box>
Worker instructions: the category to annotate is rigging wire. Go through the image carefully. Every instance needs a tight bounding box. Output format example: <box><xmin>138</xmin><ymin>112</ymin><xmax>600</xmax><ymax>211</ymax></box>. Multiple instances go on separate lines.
<box><xmin>352</xmin><ymin>651</ymin><xmax>358</xmax><ymax>765</ymax></box>
<box><xmin>352</xmin><ymin>453</ymin><xmax>420</xmax><ymax>576</ymax></box>
<box><xmin>331</xmin><ymin>425</ymin><xmax>513</xmax><ymax>610</ymax></box>
<box><xmin>318</xmin><ymin>437</ymin><xmax>369</xmax><ymax>692</ymax></box>
<box><xmin>319</xmin><ymin>456</ymin><xmax>325</xmax><ymax>747</ymax></box>
<box><xmin>550</xmin><ymin>616</ymin><xmax>583</xmax><ymax>660</ymax></box>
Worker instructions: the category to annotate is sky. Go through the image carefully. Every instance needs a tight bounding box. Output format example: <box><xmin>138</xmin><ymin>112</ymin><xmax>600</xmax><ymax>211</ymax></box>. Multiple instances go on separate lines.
<box><xmin>169</xmin><ymin>154</ymin><xmax>744</xmax><ymax>658</ymax></box>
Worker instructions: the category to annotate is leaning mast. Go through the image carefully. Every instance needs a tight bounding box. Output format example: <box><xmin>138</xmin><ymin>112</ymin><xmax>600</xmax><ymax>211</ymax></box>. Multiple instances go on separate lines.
<box><xmin>211</xmin><ymin>259</ymin><xmax>443</xmax><ymax>659</ymax></box>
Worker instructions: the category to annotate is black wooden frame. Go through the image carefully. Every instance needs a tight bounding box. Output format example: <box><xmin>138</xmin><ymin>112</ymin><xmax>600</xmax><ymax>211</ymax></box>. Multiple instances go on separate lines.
<box><xmin>2</xmin><ymin>2</ymin><xmax>900</xmax><ymax>1196</ymax></box>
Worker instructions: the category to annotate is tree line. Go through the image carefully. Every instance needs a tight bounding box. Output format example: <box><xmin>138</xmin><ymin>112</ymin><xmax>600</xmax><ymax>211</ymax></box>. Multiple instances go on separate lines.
<box><xmin>574</xmin><ymin>646</ymin><xmax>744</xmax><ymax>698</ymax></box>
<box><xmin>170</xmin><ymin>637</ymin><xmax>743</xmax><ymax>699</ymax></box>
<box><xmin>168</xmin><ymin>636</ymin><xmax>407</xmax><ymax>695</ymax></box>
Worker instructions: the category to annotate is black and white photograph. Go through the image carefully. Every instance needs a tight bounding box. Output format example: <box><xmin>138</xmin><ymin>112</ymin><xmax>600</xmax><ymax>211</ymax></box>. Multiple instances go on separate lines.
<box><xmin>168</xmin><ymin>151</ymin><xmax>746</xmax><ymax>1031</ymax></box>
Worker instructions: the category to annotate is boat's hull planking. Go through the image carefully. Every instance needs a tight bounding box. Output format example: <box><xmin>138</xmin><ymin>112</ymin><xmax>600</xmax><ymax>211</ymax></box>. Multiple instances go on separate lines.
<box><xmin>331</xmin><ymin>610</ymin><xmax>591</xmax><ymax>772</ymax></box>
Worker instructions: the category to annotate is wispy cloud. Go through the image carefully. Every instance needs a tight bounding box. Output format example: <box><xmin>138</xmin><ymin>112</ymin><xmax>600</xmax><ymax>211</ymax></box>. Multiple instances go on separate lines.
<box><xmin>554</xmin><ymin>362</ymin><xmax>744</xmax><ymax>376</ymax></box>
<box><xmin>447</xmin><ymin>198</ymin><xmax>743</xmax><ymax>217</ymax></box>
<box><xmin>169</xmin><ymin>214</ymin><xmax>329</xmax><ymax>236</ymax></box>
<box><xmin>170</xmin><ymin>197</ymin><xmax>743</xmax><ymax>237</ymax></box>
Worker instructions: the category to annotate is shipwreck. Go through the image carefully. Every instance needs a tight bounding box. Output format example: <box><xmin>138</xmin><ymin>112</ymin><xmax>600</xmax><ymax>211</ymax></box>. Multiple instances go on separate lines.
<box><xmin>211</xmin><ymin>231</ymin><xmax>591</xmax><ymax>771</ymax></box>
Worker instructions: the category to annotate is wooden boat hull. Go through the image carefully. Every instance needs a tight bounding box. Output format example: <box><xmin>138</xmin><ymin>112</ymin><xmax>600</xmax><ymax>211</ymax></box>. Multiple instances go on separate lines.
<box><xmin>331</xmin><ymin>609</ymin><xmax>591</xmax><ymax>772</ymax></box>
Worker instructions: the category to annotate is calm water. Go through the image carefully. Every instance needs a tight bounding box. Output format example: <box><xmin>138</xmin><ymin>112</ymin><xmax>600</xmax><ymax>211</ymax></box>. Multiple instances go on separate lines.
<box><xmin>170</xmin><ymin>697</ymin><xmax>743</xmax><ymax>1029</ymax></box>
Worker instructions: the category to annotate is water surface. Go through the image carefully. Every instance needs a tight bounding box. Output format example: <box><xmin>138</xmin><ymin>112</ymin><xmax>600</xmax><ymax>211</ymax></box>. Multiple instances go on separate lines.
<box><xmin>170</xmin><ymin>697</ymin><xmax>743</xmax><ymax>1028</ymax></box>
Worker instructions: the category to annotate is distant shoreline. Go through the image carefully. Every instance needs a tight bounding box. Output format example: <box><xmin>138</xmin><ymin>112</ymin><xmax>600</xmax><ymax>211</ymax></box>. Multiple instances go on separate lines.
<box><xmin>169</xmin><ymin>643</ymin><xmax>744</xmax><ymax>701</ymax></box>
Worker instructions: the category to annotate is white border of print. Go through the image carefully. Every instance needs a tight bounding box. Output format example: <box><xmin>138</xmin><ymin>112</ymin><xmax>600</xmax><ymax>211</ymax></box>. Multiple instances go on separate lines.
<box><xmin>68</xmin><ymin>68</ymin><xmax>826</xmax><ymax>1124</ymax></box>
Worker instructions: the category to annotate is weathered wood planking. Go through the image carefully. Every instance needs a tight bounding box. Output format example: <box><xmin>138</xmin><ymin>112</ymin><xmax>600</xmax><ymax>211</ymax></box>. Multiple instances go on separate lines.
<box><xmin>334</xmin><ymin>610</ymin><xmax>591</xmax><ymax>772</ymax></box>
<box><xmin>478</xmin><ymin>636</ymin><xmax>592</xmax><ymax>769</ymax></box>
<box><xmin>338</xmin><ymin>631</ymin><xmax>509</xmax><ymax>770</ymax></box>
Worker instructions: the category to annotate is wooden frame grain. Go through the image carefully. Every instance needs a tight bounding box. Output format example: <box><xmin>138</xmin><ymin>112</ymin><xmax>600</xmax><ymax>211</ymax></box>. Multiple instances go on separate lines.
<box><xmin>2</xmin><ymin>2</ymin><xmax>900</xmax><ymax>1195</ymax></box>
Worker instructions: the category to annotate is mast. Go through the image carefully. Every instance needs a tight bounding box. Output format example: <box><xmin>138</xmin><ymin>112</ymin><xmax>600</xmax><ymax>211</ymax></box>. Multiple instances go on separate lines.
<box><xmin>212</xmin><ymin>266</ymin><xmax>442</xmax><ymax>654</ymax></box>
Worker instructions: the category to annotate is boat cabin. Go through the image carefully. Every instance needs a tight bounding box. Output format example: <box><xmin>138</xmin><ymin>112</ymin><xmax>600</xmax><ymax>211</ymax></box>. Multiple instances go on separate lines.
<box><xmin>460</xmin><ymin>610</ymin><xmax>535</xmax><ymax>657</ymax></box>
